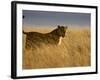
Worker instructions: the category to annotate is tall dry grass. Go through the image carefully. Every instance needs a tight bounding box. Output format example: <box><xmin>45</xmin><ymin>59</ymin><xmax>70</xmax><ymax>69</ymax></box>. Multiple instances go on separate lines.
<box><xmin>22</xmin><ymin>27</ymin><xmax>91</xmax><ymax>69</ymax></box>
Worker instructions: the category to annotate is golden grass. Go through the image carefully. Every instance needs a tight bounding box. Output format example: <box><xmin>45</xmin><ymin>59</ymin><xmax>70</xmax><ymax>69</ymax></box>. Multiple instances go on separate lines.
<box><xmin>22</xmin><ymin>27</ymin><xmax>91</xmax><ymax>69</ymax></box>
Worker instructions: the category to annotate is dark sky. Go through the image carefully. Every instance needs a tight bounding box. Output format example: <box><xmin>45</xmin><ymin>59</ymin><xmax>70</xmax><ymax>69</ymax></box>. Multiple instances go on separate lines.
<box><xmin>23</xmin><ymin>10</ymin><xmax>90</xmax><ymax>27</ymax></box>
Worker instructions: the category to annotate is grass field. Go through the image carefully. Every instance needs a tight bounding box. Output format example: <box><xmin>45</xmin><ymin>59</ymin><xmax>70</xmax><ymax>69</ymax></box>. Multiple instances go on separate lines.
<box><xmin>22</xmin><ymin>27</ymin><xmax>91</xmax><ymax>69</ymax></box>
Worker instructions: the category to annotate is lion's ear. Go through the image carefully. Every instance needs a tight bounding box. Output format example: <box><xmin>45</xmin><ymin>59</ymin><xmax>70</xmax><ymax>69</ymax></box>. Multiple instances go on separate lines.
<box><xmin>58</xmin><ymin>25</ymin><xmax>60</xmax><ymax>28</ymax></box>
<box><xmin>66</xmin><ymin>26</ymin><xmax>68</xmax><ymax>29</ymax></box>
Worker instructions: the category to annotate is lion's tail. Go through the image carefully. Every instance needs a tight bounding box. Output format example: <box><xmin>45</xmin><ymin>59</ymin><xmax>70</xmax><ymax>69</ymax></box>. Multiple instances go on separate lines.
<box><xmin>23</xmin><ymin>31</ymin><xmax>28</xmax><ymax>34</ymax></box>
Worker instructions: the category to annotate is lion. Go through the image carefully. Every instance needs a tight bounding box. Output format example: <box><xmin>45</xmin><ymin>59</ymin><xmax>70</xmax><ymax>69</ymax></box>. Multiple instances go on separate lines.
<box><xmin>23</xmin><ymin>25</ymin><xmax>68</xmax><ymax>49</ymax></box>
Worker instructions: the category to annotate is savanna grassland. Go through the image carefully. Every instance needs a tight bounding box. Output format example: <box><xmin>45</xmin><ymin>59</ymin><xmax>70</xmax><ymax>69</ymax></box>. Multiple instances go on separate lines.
<box><xmin>22</xmin><ymin>27</ymin><xmax>91</xmax><ymax>69</ymax></box>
